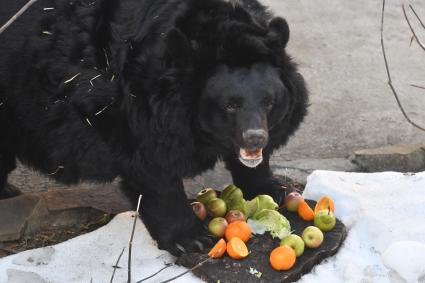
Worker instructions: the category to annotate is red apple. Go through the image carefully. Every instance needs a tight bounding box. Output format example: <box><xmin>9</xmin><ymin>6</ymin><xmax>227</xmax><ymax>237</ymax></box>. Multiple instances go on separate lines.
<box><xmin>284</xmin><ymin>192</ymin><xmax>304</xmax><ymax>212</ymax></box>
<box><xmin>191</xmin><ymin>202</ymin><xmax>207</xmax><ymax>220</ymax></box>
<box><xmin>225</xmin><ymin>210</ymin><xmax>246</xmax><ymax>223</ymax></box>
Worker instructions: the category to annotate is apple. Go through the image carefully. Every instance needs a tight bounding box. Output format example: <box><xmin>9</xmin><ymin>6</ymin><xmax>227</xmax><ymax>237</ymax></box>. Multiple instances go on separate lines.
<box><xmin>280</xmin><ymin>234</ymin><xmax>305</xmax><ymax>257</ymax></box>
<box><xmin>314</xmin><ymin>209</ymin><xmax>336</xmax><ymax>232</ymax></box>
<box><xmin>207</xmin><ymin>198</ymin><xmax>227</xmax><ymax>217</ymax></box>
<box><xmin>196</xmin><ymin>188</ymin><xmax>217</xmax><ymax>205</ymax></box>
<box><xmin>208</xmin><ymin>217</ymin><xmax>228</xmax><ymax>237</ymax></box>
<box><xmin>284</xmin><ymin>192</ymin><xmax>304</xmax><ymax>212</ymax></box>
<box><xmin>191</xmin><ymin>202</ymin><xmax>207</xmax><ymax>220</ymax></box>
<box><xmin>225</xmin><ymin>210</ymin><xmax>246</xmax><ymax>223</ymax></box>
<box><xmin>302</xmin><ymin>226</ymin><xmax>324</xmax><ymax>248</ymax></box>
<box><xmin>221</xmin><ymin>184</ymin><xmax>244</xmax><ymax>204</ymax></box>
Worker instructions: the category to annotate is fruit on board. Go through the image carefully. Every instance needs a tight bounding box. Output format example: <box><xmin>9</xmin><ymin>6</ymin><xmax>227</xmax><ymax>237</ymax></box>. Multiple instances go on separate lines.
<box><xmin>284</xmin><ymin>192</ymin><xmax>304</xmax><ymax>212</ymax></box>
<box><xmin>297</xmin><ymin>200</ymin><xmax>315</xmax><ymax>221</ymax></box>
<box><xmin>314</xmin><ymin>209</ymin><xmax>336</xmax><ymax>232</ymax></box>
<box><xmin>314</xmin><ymin>196</ymin><xmax>335</xmax><ymax>214</ymax></box>
<box><xmin>191</xmin><ymin>202</ymin><xmax>207</xmax><ymax>220</ymax></box>
<box><xmin>280</xmin><ymin>234</ymin><xmax>305</xmax><ymax>257</ymax></box>
<box><xmin>208</xmin><ymin>238</ymin><xmax>227</xmax><ymax>258</ymax></box>
<box><xmin>226</xmin><ymin>237</ymin><xmax>249</xmax><ymax>259</ymax></box>
<box><xmin>225</xmin><ymin>210</ymin><xmax>246</xmax><ymax>223</ymax></box>
<box><xmin>302</xmin><ymin>226</ymin><xmax>324</xmax><ymax>248</ymax></box>
<box><xmin>207</xmin><ymin>198</ymin><xmax>227</xmax><ymax>217</ymax></box>
<box><xmin>269</xmin><ymin>245</ymin><xmax>296</xmax><ymax>271</ymax></box>
<box><xmin>208</xmin><ymin>217</ymin><xmax>228</xmax><ymax>238</ymax></box>
<box><xmin>225</xmin><ymin>220</ymin><xmax>252</xmax><ymax>242</ymax></box>
<box><xmin>197</xmin><ymin>188</ymin><xmax>217</xmax><ymax>205</ymax></box>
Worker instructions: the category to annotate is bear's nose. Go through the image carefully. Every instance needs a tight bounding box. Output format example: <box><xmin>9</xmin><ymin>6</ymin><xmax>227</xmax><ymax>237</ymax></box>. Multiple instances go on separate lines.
<box><xmin>242</xmin><ymin>129</ymin><xmax>268</xmax><ymax>149</ymax></box>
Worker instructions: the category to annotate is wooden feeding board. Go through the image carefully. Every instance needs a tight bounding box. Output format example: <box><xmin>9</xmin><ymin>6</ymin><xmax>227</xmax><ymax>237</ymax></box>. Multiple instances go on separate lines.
<box><xmin>177</xmin><ymin>200</ymin><xmax>347</xmax><ymax>283</ymax></box>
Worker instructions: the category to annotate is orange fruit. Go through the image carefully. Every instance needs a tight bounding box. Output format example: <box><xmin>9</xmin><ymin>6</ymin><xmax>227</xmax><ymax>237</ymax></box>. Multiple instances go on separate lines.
<box><xmin>208</xmin><ymin>238</ymin><xmax>227</xmax><ymax>258</ymax></box>
<box><xmin>314</xmin><ymin>196</ymin><xmax>335</xmax><ymax>214</ymax></box>
<box><xmin>226</xmin><ymin>237</ymin><xmax>249</xmax><ymax>259</ymax></box>
<box><xmin>269</xmin><ymin>245</ymin><xmax>296</xmax><ymax>271</ymax></box>
<box><xmin>297</xmin><ymin>200</ymin><xmax>314</xmax><ymax>221</ymax></box>
<box><xmin>225</xmin><ymin>220</ymin><xmax>252</xmax><ymax>242</ymax></box>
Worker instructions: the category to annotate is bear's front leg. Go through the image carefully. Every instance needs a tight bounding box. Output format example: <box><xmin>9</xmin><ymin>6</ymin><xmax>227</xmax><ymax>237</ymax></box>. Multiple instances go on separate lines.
<box><xmin>225</xmin><ymin>153</ymin><xmax>290</xmax><ymax>205</ymax></box>
<box><xmin>120</xmin><ymin>175</ymin><xmax>212</xmax><ymax>256</ymax></box>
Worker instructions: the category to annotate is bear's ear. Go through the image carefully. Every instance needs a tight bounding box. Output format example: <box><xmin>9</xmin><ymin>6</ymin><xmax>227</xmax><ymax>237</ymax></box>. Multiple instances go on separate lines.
<box><xmin>165</xmin><ymin>28</ymin><xmax>193</xmax><ymax>67</ymax></box>
<box><xmin>268</xmin><ymin>17</ymin><xmax>290</xmax><ymax>47</ymax></box>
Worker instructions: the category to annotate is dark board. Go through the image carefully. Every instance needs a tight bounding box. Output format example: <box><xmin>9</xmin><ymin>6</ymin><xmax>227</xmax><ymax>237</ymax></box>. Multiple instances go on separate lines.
<box><xmin>177</xmin><ymin>200</ymin><xmax>347</xmax><ymax>283</ymax></box>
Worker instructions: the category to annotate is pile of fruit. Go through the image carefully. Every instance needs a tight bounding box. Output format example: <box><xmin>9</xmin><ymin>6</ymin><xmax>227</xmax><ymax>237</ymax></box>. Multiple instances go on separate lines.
<box><xmin>191</xmin><ymin>185</ymin><xmax>336</xmax><ymax>272</ymax></box>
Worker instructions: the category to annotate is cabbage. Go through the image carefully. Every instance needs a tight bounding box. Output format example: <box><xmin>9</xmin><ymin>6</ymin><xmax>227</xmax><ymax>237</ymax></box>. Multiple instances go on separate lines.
<box><xmin>246</xmin><ymin>195</ymin><xmax>278</xmax><ymax>218</ymax></box>
<box><xmin>247</xmin><ymin>209</ymin><xmax>291</xmax><ymax>239</ymax></box>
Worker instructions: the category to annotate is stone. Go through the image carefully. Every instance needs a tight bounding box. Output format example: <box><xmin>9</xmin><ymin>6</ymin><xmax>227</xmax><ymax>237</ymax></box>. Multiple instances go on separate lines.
<box><xmin>350</xmin><ymin>144</ymin><xmax>425</xmax><ymax>172</ymax></box>
<box><xmin>0</xmin><ymin>195</ymin><xmax>41</xmax><ymax>241</ymax></box>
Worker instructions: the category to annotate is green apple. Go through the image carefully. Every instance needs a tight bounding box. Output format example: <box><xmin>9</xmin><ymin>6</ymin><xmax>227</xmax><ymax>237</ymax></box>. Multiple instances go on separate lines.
<box><xmin>221</xmin><ymin>184</ymin><xmax>244</xmax><ymax>204</ymax></box>
<box><xmin>314</xmin><ymin>209</ymin><xmax>336</xmax><ymax>232</ymax></box>
<box><xmin>280</xmin><ymin>234</ymin><xmax>305</xmax><ymax>257</ymax></box>
<box><xmin>207</xmin><ymin>198</ymin><xmax>227</xmax><ymax>217</ymax></box>
<box><xmin>227</xmin><ymin>198</ymin><xmax>247</xmax><ymax>215</ymax></box>
<box><xmin>196</xmin><ymin>188</ymin><xmax>217</xmax><ymax>205</ymax></box>
<box><xmin>208</xmin><ymin>217</ymin><xmax>228</xmax><ymax>237</ymax></box>
<box><xmin>302</xmin><ymin>226</ymin><xmax>324</xmax><ymax>248</ymax></box>
<box><xmin>284</xmin><ymin>192</ymin><xmax>304</xmax><ymax>212</ymax></box>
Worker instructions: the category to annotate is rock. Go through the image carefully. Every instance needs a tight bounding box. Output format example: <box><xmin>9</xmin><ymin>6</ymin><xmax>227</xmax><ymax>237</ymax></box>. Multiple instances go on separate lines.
<box><xmin>7</xmin><ymin>269</ymin><xmax>47</xmax><ymax>283</ymax></box>
<box><xmin>350</xmin><ymin>143</ymin><xmax>425</xmax><ymax>172</ymax></box>
<box><xmin>177</xmin><ymin>200</ymin><xmax>347</xmax><ymax>283</ymax></box>
<box><xmin>0</xmin><ymin>195</ymin><xmax>42</xmax><ymax>241</ymax></box>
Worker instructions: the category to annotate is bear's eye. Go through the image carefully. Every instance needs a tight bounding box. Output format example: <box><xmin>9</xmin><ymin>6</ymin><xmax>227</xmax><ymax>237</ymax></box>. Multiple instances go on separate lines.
<box><xmin>263</xmin><ymin>97</ymin><xmax>275</xmax><ymax>110</ymax></box>
<box><xmin>225</xmin><ymin>102</ymin><xmax>240</xmax><ymax>112</ymax></box>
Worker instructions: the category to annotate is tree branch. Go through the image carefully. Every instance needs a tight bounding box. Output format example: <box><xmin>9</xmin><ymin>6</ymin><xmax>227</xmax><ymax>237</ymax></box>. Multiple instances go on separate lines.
<box><xmin>0</xmin><ymin>0</ymin><xmax>39</xmax><ymax>35</ymax></box>
<box><xmin>402</xmin><ymin>3</ymin><xmax>425</xmax><ymax>51</ymax></box>
<box><xmin>380</xmin><ymin>0</ymin><xmax>425</xmax><ymax>132</ymax></box>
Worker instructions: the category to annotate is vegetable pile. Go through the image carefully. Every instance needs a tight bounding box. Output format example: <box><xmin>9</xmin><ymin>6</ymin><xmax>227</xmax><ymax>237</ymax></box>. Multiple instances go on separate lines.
<box><xmin>191</xmin><ymin>185</ymin><xmax>337</xmax><ymax>272</ymax></box>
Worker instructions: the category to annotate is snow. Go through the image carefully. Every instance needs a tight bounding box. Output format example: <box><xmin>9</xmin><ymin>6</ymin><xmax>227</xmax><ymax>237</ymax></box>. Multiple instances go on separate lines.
<box><xmin>300</xmin><ymin>170</ymin><xmax>425</xmax><ymax>283</ymax></box>
<box><xmin>0</xmin><ymin>170</ymin><xmax>425</xmax><ymax>282</ymax></box>
<box><xmin>0</xmin><ymin>212</ymin><xmax>202</xmax><ymax>283</ymax></box>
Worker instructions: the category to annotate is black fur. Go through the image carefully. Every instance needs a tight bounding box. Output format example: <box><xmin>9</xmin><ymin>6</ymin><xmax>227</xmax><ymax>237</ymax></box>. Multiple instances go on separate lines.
<box><xmin>0</xmin><ymin>0</ymin><xmax>308</xmax><ymax>255</ymax></box>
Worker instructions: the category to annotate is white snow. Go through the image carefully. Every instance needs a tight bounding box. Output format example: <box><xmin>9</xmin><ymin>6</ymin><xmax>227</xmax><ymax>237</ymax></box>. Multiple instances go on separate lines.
<box><xmin>0</xmin><ymin>212</ymin><xmax>202</xmax><ymax>283</ymax></box>
<box><xmin>1</xmin><ymin>170</ymin><xmax>425</xmax><ymax>282</ymax></box>
<box><xmin>300</xmin><ymin>170</ymin><xmax>425</xmax><ymax>283</ymax></box>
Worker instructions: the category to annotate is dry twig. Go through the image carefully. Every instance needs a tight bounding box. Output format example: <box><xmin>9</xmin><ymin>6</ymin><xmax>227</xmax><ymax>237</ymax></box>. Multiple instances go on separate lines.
<box><xmin>109</xmin><ymin>247</ymin><xmax>126</xmax><ymax>283</ymax></box>
<box><xmin>380</xmin><ymin>0</ymin><xmax>425</xmax><ymax>132</ymax></box>
<box><xmin>402</xmin><ymin>3</ymin><xmax>425</xmax><ymax>51</ymax></box>
<box><xmin>135</xmin><ymin>262</ymin><xmax>173</xmax><ymax>283</ymax></box>
<box><xmin>158</xmin><ymin>256</ymin><xmax>211</xmax><ymax>283</ymax></box>
<box><xmin>128</xmin><ymin>195</ymin><xmax>143</xmax><ymax>283</ymax></box>
<box><xmin>409</xmin><ymin>4</ymin><xmax>425</xmax><ymax>30</ymax></box>
<box><xmin>0</xmin><ymin>0</ymin><xmax>39</xmax><ymax>35</ymax></box>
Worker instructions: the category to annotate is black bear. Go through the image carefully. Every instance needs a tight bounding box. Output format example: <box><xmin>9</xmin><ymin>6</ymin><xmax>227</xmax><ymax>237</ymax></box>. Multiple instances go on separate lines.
<box><xmin>0</xmin><ymin>0</ymin><xmax>308</xmax><ymax>255</ymax></box>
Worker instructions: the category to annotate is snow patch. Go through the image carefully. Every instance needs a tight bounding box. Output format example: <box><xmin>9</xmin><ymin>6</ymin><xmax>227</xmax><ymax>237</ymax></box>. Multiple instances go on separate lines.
<box><xmin>382</xmin><ymin>241</ymin><xmax>425</xmax><ymax>283</ymax></box>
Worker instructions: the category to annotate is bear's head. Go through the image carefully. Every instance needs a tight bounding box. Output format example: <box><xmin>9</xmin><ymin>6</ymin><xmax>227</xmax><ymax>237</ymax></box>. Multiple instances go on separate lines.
<box><xmin>164</xmin><ymin>1</ymin><xmax>307</xmax><ymax>168</ymax></box>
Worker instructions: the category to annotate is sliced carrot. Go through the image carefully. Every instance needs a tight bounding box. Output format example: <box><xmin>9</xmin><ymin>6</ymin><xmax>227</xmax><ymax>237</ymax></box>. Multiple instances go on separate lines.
<box><xmin>297</xmin><ymin>200</ymin><xmax>314</xmax><ymax>221</ymax></box>
<box><xmin>314</xmin><ymin>196</ymin><xmax>335</xmax><ymax>214</ymax></box>
<box><xmin>208</xmin><ymin>238</ymin><xmax>227</xmax><ymax>258</ymax></box>
<box><xmin>226</xmin><ymin>237</ymin><xmax>249</xmax><ymax>259</ymax></box>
